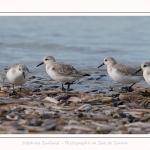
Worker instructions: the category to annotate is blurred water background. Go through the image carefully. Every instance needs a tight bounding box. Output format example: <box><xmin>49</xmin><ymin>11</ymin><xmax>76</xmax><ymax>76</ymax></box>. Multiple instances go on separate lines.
<box><xmin>0</xmin><ymin>16</ymin><xmax>150</xmax><ymax>81</ymax></box>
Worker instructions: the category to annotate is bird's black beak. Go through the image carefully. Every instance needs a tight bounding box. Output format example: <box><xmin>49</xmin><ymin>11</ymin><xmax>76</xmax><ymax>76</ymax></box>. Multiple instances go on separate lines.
<box><xmin>22</xmin><ymin>72</ymin><xmax>25</xmax><ymax>79</ymax></box>
<box><xmin>37</xmin><ymin>62</ymin><xmax>44</xmax><ymax>67</ymax></box>
<box><xmin>134</xmin><ymin>68</ymin><xmax>142</xmax><ymax>75</ymax></box>
<box><xmin>98</xmin><ymin>63</ymin><xmax>105</xmax><ymax>68</ymax></box>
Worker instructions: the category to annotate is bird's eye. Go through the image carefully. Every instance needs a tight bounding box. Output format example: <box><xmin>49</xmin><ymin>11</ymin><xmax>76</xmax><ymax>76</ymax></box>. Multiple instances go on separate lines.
<box><xmin>144</xmin><ymin>65</ymin><xmax>147</xmax><ymax>67</ymax></box>
<box><xmin>19</xmin><ymin>69</ymin><xmax>21</xmax><ymax>71</ymax></box>
<box><xmin>105</xmin><ymin>59</ymin><xmax>107</xmax><ymax>62</ymax></box>
<box><xmin>45</xmin><ymin>59</ymin><xmax>48</xmax><ymax>61</ymax></box>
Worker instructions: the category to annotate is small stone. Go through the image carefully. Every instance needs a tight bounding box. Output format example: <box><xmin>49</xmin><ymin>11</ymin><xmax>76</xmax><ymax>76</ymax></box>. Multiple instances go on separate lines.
<box><xmin>113</xmin><ymin>102</ymin><xmax>118</xmax><ymax>107</ymax></box>
<box><xmin>57</xmin><ymin>94</ymin><xmax>69</xmax><ymax>101</ymax></box>
<box><xmin>118</xmin><ymin>105</ymin><xmax>126</xmax><ymax>108</ymax></box>
<box><xmin>38</xmin><ymin>103</ymin><xmax>45</xmax><ymax>108</ymax></box>
<box><xmin>50</xmin><ymin>86</ymin><xmax>59</xmax><ymax>89</ymax></box>
<box><xmin>119</xmin><ymin>113</ymin><xmax>126</xmax><ymax>118</ymax></box>
<box><xmin>52</xmin><ymin>114</ymin><xmax>60</xmax><ymax>119</ymax></box>
<box><xmin>6</xmin><ymin>113</ymin><xmax>19</xmax><ymax>121</ymax></box>
<box><xmin>77</xmin><ymin>104</ymin><xmax>91</xmax><ymax>111</ymax></box>
<box><xmin>43</xmin><ymin>97</ymin><xmax>59</xmax><ymax>104</ymax></box>
<box><xmin>69</xmin><ymin>97</ymin><xmax>82</xmax><ymax>103</ymax></box>
<box><xmin>40</xmin><ymin>114</ymin><xmax>50</xmax><ymax>119</ymax></box>
<box><xmin>128</xmin><ymin>115</ymin><xmax>140</xmax><ymax>123</ymax></box>
<box><xmin>118</xmin><ymin>101</ymin><xmax>124</xmax><ymax>105</ymax></box>
<box><xmin>68</xmin><ymin>120</ymin><xmax>79</xmax><ymax>125</ymax></box>
<box><xmin>77</xmin><ymin>112</ymin><xmax>84</xmax><ymax>117</ymax></box>
<box><xmin>45</xmin><ymin>124</ymin><xmax>56</xmax><ymax>131</ymax></box>
<box><xmin>29</xmin><ymin>76</ymin><xmax>36</xmax><ymax>79</ymax></box>
<box><xmin>100</xmin><ymin>75</ymin><xmax>106</xmax><ymax>77</ymax></box>
<box><xmin>28</xmin><ymin>119</ymin><xmax>42</xmax><ymax>126</ymax></box>
<box><xmin>95</xmin><ymin>77</ymin><xmax>101</xmax><ymax>80</ymax></box>
<box><xmin>32</xmin><ymin>89</ymin><xmax>41</xmax><ymax>92</ymax></box>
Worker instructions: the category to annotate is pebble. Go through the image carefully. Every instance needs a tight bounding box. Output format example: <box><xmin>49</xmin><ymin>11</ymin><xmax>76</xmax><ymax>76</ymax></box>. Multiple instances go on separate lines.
<box><xmin>119</xmin><ymin>112</ymin><xmax>126</xmax><ymax>118</ymax></box>
<box><xmin>77</xmin><ymin>112</ymin><xmax>84</xmax><ymax>117</ymax></box>
<box><xmin>28</xmin><ymin>119</ymin><xmax>42</xmax><ymax>126</ymax></box>
<box><xmin>128</xmin><ymin>115</ymin><xmax>139</xmax><ymax>123</ymax></box>
<box><xmin>32</xmin><ymin>89</ymin><xmax>41</xmax><ymax>92</ymax></box>
<box><xmin>68</xmin><ymin>97</ymin><xmax>82</xmax><ymax>103</ymax></box>
<box><xmin>77</xmin><ymin>104</ymin><xmax>91</xmax><ymax>111</ymax></box>
<box><xmin>40</xmin><ymin>114</ymin><xmax>50</xmax><ymax>119</ymax></box>
<box><xmin>43</xmin><ymin>97</ymin><xmax>59</xmax><ymax>104</ymax></box>
<box><xmin>51</xmin><ymin>114</ymin><xmax>60</xmax><ymax>119</ymax></box>
<box><xmin>50</xmin><ymin>86</ymin><xmax>59</xmax><ymax>89</ymax></box>
<box><xmin>68</xmin><ymin>120</ymin><xmax>79</xmax><ymax>125</ymax></box>
<box><xmin>95</xmin><ymin>77</ymin><xmax>101</xmax><ymax>80</ymax></box>
<box><xmin>84</xmin><ymin>89</ymin><xmax>98</xmax><ymax>93</ymax></box>
<box><xmin>45</xmin><ymin>124</ymin><xmax>56</xmax><ymax>131</ymax></box>
<box><xmin>57</xmin><ymin>94</ymin><xmax>69</xmax><ymax>101</ymax></box>
<box><xmin>24</xmin><ymin>109</ymin><xmax>34</xmax><ymax>115</ymax></box>
<box><xmin>113</xmin><ymin>102</ymin><xmax>118</xmax><ymax>107</ymax></box>
<box><xmin>118</xmin><ymin>100</ymin><xmax>124</xmax><ymax>105</ymax></box>
<box><xmin>6</xmin><ymin>113</ymin><xmax>19</xmax><ymax>121</ymax></box>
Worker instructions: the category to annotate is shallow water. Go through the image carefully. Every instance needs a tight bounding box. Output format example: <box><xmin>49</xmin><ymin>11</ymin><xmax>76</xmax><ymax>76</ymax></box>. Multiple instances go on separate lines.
<box><xmin>0</xmin><ymin>16</ymin><xmax>150</xmax><ymax>89</ymax></box>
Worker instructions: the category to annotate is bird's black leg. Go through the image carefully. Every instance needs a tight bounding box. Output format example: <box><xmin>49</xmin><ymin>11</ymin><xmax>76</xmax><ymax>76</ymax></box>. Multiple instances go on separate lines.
<box><xmin>66</xmin><ymin>82</ymin><xmax>74</xmax><ymax>92</ymax></box>
<box><xmin>129</xmin><ymin>83</ymin><xmax>136</xmax><ymax>89</ymax></box>
<box><xmin>12</xmin><ymin>84</ymin><xmax>17</xmax><ymax>95</ymax></box>
<box><xmin>67</xmin><ymin>83</ymin><xmax>71</xmax><ymax>92</ymax></box>
<box><xmin>62</xmin><ymin>84</ymin><xmax>66</xmax><ymax>92</ymax></box>
<box><xmin>127</xmin><ymin>83</ymin><xmax>135</xmax><ymax>92</ymax></box>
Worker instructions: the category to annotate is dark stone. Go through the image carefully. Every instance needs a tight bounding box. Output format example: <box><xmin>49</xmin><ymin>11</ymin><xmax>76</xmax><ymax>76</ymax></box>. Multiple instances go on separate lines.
<box><xmin>50</xmin><ymin>86</ymin><xmax>59</xmax><ymax>89</ymax></box>
<box><xmin>77</xmin><ymin>112</ymin><xmax>84</xmax><ymax>117</ymax></box>
<box><xmin>128</xmin><ymin>115</ymin><xmax>136</xmax><ymax>123</ymax></box>
<box><xmin>99</xmin><ymin>75</ymin><xmax>107</xmax><ymax>77</ymax></box>
<box><xmin>112</xmin><ymin>94</ymin><xmax>120</xmax><ymax>98</ymax></box>
<box><xmin>38</xmin><ymin>103</ymin><xmax>45</xmax><ymax>108</ymax></box>
<box><xmin>87</xmin><ymin>77</ymin><xmax>94</xmax><ymax>80</ymax></box>
<box><xmin>29</xmin><ymin>76</ymin><xmax>36</xmax><ymax>79</ymax></box>
<box><xmin>52</xmin><ymin>114</ymin><xmax>60</xmax><ymax>119</ymax></box>
<box><xmin>119</xmin><ymin>113</ymin><xmax>126</xmax><ymax>118</ymax></box>
<box><xmin>95</xmin><ymin>77</ymin><xmax>101</xmax><ymax>80</ymax></box>
<box><xmin>113</xmin><ymin>102</ymin><xmax>118</xmax><ymax>107</ymax></box>
<box><xmin>40</xmin><ymin>114</ymin><xmax>50</xmax><ymax>119</ymax></box>
<box><xmin>13</xmin><ymin>107</ymin><xmax>26</xmax><ymax>113</ymax></box>
<box><xmin>57</xmin><ymin>94</ymin><xmax>69</xmax><ymax>101</ymax></box>
<box><xmin>32</xmin><ymin>89</ymin><xmax>41</xmax><ymax>92</ymax></box>
<box><xmin>68</xmin><ymin>89</ymin><xmax>74</xmax><ymax>91</ymax></box>
<box><xmin>16</xmin><ymin>126</ymin><xmax>25</xmax><ymax>131</ymax></box>
<box><xmin>118</xmin><ymin>100</ymin><xmax>124</xmax><ymax>105</ymax></box>
<box><xmin>45</xmin><ymin>124</ymin><xmax>56</xmax><ymax>131</ymax></box>
<box><xmin>48</xmin><ymin>94</ymin><xmax>57</xmax><ymax>97</ymax></box>
<box><xmin>28</xmin><ymin>119</ymin><xmax>42</xmax><ymax>126</ymax></box>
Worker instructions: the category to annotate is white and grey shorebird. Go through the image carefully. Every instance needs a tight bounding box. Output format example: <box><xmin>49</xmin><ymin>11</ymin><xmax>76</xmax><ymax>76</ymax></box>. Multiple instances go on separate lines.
<box><xmin>98</xmin><ymin>57</ymin><xmax>143</xmax><ymax>90</ymax></box>
<box><xmin>36</xmin><ymin>56</ymin><xmax>90</xmax><ymax>91</ymax></box>
<box><xmin>6</xmin><ymin>64</ymin><xmax>29</xmax><ymax>93</ymax></box>
<box><xmin>135</xmin><ymin>62</ymin><xmax>150</xmax><ymax>85</ymax></box>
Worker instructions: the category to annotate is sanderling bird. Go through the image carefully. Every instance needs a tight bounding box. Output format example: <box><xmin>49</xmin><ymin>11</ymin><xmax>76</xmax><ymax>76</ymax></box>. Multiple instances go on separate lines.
<box><xmin>6</xmin><ymin>64</ymin><xmax>29</xmax><ymax>93</ymax></box>
<box><xmin>135</xmin><ymin>62</ymin><xmax>150</xmax><ymax>85</ymax></box>
<box><xmin>37</xmin><ymin>56</ymin><xmax>90</xmax><ymax>91</ymax></box>
<box><xmin>98</xmin><ymin>57</ymin><xmax>143</xmax><ymax>90</ymax></box>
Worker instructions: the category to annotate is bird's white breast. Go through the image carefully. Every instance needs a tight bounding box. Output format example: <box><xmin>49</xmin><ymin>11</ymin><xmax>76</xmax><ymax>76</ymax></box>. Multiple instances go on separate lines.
<box><xmin>143</xmin><ymin>70</ymin><xmax>150</xmax><ymax>85</ymax></box>
<box><xmin>6</xmin><ymin>69</ymin><xmax>28</xmax><ymax>86</ymax></box>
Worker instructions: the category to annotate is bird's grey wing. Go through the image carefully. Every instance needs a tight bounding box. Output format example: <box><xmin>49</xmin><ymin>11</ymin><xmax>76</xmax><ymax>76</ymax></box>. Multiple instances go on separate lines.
<box><xmin>114</xmin><ymin>64</ymin><xmax>142</xmax><ymax>76</ymax></box>
<box><xmin>52</xmin><ymin>62</ymin><xmax>83</xmax><ymax>77</ymax></box>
